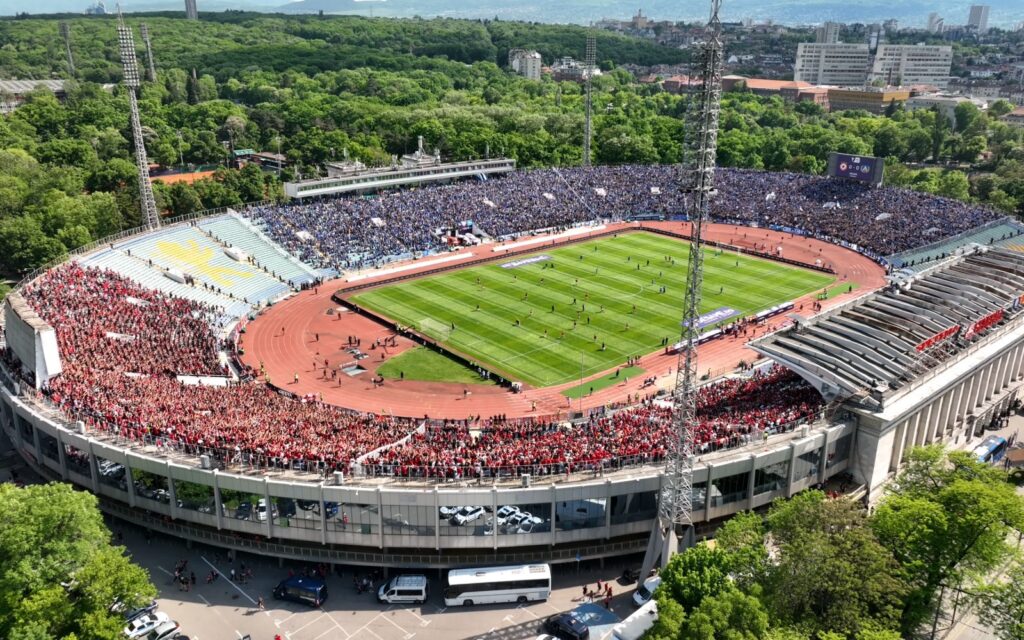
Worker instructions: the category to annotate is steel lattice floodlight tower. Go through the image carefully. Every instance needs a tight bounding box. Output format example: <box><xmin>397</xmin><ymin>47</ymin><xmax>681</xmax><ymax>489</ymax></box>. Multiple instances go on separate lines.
<box><xmin>582</xmin><ymin>35</ymin><xmax>596</xmax><ymax>168</ymax></box>
<box><xmin>117</xmin><ymin>14</ymin><xmax>161</xmax><ymax>230</ymax></box>
<box><xmin>642</xmin><ymin>0</ymin><xmax>725</xmax><ymax>575</ymax></box>
<box><xmin>59</xmin><ymin>22</ymin><xmax>75</xmax><ymax>78</ymax></box>
<box><xmin>139</xmin><ymin>23</ymin><xmax>157</xmax><ymax>83</ymax></box>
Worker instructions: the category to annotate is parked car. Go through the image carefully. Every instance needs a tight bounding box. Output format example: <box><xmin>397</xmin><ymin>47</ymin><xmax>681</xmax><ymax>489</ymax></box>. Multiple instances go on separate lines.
<box><xmin>277</xmin><ymin>497</ymin><xmax>297</xmax><ymax>518</ymax></box>
<box><xmin>124</xmin><ymin>612</ymin><xmax>171</xmax><ymax>639</ymax></box>
<box><xmin>323</xmin><ymin>501</ymin><xmax>339</xmax><ymax>519</ymax></box>
<box><xmin>297</xmin><ymin>499</ymin><xmax>318</xmax><ymax>511</ymax></box>
<box><xmin>495</xmin><ymin>505</ymin><xmax>521</xmax><ymax>525</ymax></box>
<box><xmin>439</xmin><ymin>506</ymin><xmax>459</xmax><ymax>518</ymax></box>
<box><xmin>516</xmin><ymin>519</ymin><xmax>548</xmax><ymax>534</ymax></box>
<box><xmin>543</xmin><ymin>613</ymin><xmax>589</xmax><ymax>640</ymax></box>
<box><xmin>451</xmin><ymin>506</ymin><xmax>486</xmax><ymax>525</ymax></box>
<box><xmin>255</xmin><ymin>498</ymin><xmax>277</xmax><ymax>522</ymax></box>
<box><xmin>120</xmin><ymin>600</ymin><xmax>159</xmax><ymax>622</ymax></box>
<box><xmin>235</xmin><ymin>502</ymin><xmax>253</xmax><ymax>520</ymax></box>
<box><xmin>505</xmin><ymin>511</ymin><xmax>541</xmax><ymax>531</ymax></box>
<box><xmin>273</xmin><ymin>575</ymin><xmax>328</xmax><ymax>607</ymax></box>
<box><xmin>143</xmin><ymin>620</ymin><xmax>180</xmax><ymax>640</ymax></box>
<box><xmin>633</xmin><ymin>576</ymin><xmax>662</xmax><ymax>607</ymax></box>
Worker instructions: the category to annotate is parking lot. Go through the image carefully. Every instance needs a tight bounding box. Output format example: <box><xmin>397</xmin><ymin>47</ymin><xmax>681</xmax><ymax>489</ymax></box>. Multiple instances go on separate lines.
<box><xmin>112</xmin><ymin>521</ymin><xmax>643</xmax><ymax>640</ymax></box>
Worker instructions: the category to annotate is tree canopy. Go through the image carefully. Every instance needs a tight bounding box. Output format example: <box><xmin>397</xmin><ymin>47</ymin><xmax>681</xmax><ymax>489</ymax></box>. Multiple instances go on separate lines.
<box><xmin>0</xmin><ymin>482</ymin><xmax>157</xmax><ymax>640</ymax></box>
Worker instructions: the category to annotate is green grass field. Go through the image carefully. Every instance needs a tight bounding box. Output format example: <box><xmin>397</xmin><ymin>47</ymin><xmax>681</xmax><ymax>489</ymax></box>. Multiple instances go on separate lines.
<box><xmin>351</xmin><ymin>232</ymin><xmax>834</xmax><ymax>387</ymax></box>
<box><xmin>376</xmin><ymin>346</ymin><xmax>497</xmax><ymax>385</ymax></box>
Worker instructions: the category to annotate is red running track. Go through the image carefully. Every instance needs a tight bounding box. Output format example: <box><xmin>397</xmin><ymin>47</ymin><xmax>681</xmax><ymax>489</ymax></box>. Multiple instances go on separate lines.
<box><xmin>238</xmin><ymin>222</ymin><xmax>886</xmax><ymax>420</ymax></box>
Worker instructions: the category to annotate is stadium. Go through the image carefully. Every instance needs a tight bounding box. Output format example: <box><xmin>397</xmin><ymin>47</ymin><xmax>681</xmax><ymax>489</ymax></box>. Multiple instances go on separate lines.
<box><xmin>2</xmin><ymin>162</ymin><xmax>1024</xmax><ymax>569</ymax></box>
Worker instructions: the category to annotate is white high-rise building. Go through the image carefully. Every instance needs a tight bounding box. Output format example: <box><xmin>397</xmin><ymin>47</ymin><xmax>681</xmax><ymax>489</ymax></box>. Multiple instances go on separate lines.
<box><xmin>794</xmin><ymin>43</ymin><xmax>872</xmax><ymax>85</ymax></box>
<box><xmin>508</xmin><ymin>49</ymin><xmax>542</xmax><ymax>81</ymax></box>
<box><xmin>795</xmin><ymin>42</ymin><xmax>952</xmax><ymax>89</ymax></box>
<box><xmin>968</xmin><ymin>5</ymin><xmax>990</xmax><ymax>33</ymax></box>
<box><xmin>927</xmin><ymin>12</ymin><xmax>944</xmax><ymax>34</ymax></box>
<box><xmin>815</xmin><ymin>21</ymin><xmax>841</xmax><ymax>44</ymax></box>
<box><xmin>870</xmin><ymin>44</ymin><xmax>953</xmax><ymax>89</ymax></box>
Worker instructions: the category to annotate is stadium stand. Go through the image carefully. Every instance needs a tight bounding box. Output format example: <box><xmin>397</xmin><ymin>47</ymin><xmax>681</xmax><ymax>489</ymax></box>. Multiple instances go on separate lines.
<box><xmin>247</xmin><ymin>166</ymin><xmax>1000</xmax><ymax>271</ymax></box>
<box><xmin>8</xmin><ymin>261</ymin><xmax>825</xmax><ymax>476</ymax></box>
<box><xmin>199</xmin><ymin>213</ymin><xmax>321</xmax><ymax>287</ymax></box>
<box><xmin>885</xmin><ymin>218</ymin><xmax>1024</xmax><ymax>271</ymax></box>
<box><xmin>752</xmin><ymin>246</ymin><xmax>1024</xmax><ymax>408</ymax></box>
<box><xmin>361</xmin><ymin>367</ymin><xmax>823</xmax><ymax>479</ymax></box>
<box><xmin>116</xmin><ymin>225</ymin><xmax>291</xmax><ymax>306</ymax></box>
<box><xmin>80</xmin><ymin>249</ymin><xmax>251</xmax><ymax>322</ymax></box>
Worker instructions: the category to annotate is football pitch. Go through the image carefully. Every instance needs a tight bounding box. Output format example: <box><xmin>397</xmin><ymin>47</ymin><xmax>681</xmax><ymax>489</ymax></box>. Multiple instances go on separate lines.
<box><xmin>350</xmin><ymin>232</ymin><xmax>834</xmax><ymax>387</ymax></box>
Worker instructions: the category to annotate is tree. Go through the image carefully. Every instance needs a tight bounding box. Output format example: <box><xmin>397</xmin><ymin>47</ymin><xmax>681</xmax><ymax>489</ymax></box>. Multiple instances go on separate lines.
<box><xmin>871</xmin><ymin>445</ymin><xmax>1024</xmax><ymax>633</ymax></box>
<box><xmin>988</xmin><ymin>100</ymin><xmax>1015</xmax><ymax>118</ymax></box>
<box><xmin>647</xmin><ymin>593</ymin><xmax>687</xmax><ymax>640</ymax></box>
<box><xmin>0</xmin><ymin>216</ymin><xmax>66</xmax><ymax>274</ymax></box>
<box><xmin>930</xmin><ymin>107</ymin><xmax>948</xmax><ymax>161</ymax></box>
<box><xmin>660</xmin><ymin>543</ymin><xmax>734</xmax><ymax>611</ymax></box>
<box><xmin>935</xmin><ymin>171</ymin><xmax>970</xmax><ymax>200</ymax></box>
<box><xmin>765</xmin><ymin>491</ymin><xmax>907</xmax><ymax>638</ymax></box>
<box><xmin>681</xmin><ymin>586</ymin><xmax>769</xmax><ymax>640</ymax></box>
<box><xmin>976</xmin><ymin>561</ymin><xmax>1024</xmax><ymax>640</ymax></box>
<box><xmin>0</xmin><ymin>483</ymin><xmax>157</xmax><ymax>640</ymax></box>
<box><xmin>953</xmin><ymin>102</ymin><xmax>981</xmax><ymax>134</ymax></box>
<box><xmin>713</xmin><ymin>511</ymin><xmax>767</xmax><ymax>589</ymax></box>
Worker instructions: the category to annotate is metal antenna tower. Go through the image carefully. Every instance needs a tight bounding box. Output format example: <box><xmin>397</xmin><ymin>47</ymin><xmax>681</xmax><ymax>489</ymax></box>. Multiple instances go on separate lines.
<box><xmin>117</xmin><ymin>11</ymin><xmax>161</xmax><ymax>230</ymax></box>
<box><xmin>59</xmin><ymin>22</ymin><xmax>75</xmax><ymax>78</ymax></box>
<box><xmin>642</xmin><ymin>0</ymin><xmax>725</xmax><ymax>574</ymax></box>
<box><xmin>139</xmin><ymin>23</ymin><xmax>157</xmax><ymax>82</ymax></box>
<box><xmin>582</xmin><ymin>35</ymin><xmax>596</xmax><ymax>167</ymax></box>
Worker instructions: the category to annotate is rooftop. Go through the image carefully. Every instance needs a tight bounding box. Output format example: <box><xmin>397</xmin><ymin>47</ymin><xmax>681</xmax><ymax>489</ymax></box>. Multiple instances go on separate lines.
<box><xmin>752</xmin><ymin>247</ymin><xmax>1024</xmax><ymax>410</ymax></box>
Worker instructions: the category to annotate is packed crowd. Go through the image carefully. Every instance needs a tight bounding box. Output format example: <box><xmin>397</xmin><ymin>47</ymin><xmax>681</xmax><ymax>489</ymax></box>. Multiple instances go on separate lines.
<box><xmin>361</xmin><ymin>366</ymin><xmax>824</xmax><ymax>479</ymax></box>
<box><xmin>23</xmin><ymin>264</ymin><xmax>224</xmax><ymax>377</ymax></box>
<box><xmin>14</xmin><ymin>262</ymin><xmax>826</xmax><ymax>478</ymax></box>
<box><xmin>248</xmin><ymin>166</ymin><xmax>1000</xmax><ymax>269</ymax></box>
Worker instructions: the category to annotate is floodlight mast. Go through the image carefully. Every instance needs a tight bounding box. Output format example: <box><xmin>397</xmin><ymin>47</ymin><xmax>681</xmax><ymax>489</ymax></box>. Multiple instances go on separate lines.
<box><xmin>583</xmin><ymin>35</ymin><xmax>596</xmax><ymax>167</ymax></box>
<box><xmin>59</xmin><ymin>22</ymin><xmax>75</xmax><ymax>78</ymax></box>
<box><xmin>117</xmin><ymin>9</ymin><xmax>161</xmax><ymax>230</ymax></box>
<box><xmin>643</xmin><ymin>0</ymin><xmax>725</xmax><ymax>574</ymax></box>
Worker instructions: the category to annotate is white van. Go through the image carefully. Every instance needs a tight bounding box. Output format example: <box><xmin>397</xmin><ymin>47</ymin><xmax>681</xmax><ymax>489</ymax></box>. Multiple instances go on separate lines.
<box><xmin>378</xmin><ymin>575</ymin><xmax>429</xmax><ymax>604</ymax></box>
<box><xmin>632</xmin><ymin>576</ymin><xmax>662</xmax><ymax>607</ymax></box>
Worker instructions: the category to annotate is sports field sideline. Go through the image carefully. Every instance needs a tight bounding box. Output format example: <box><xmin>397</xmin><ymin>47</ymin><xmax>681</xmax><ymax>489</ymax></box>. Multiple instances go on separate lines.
<box><xmin>350</xmin><ymin>231</ymin><xmax>834</xmax><ymax>387</ymax></box>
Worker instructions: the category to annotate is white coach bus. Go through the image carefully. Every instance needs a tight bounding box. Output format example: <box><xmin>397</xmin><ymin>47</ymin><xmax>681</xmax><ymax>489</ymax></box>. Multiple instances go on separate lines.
<box><xmin>443</xmin><ymin>564</ymin><xmax>552</xmax><ymax>607</ymax></box>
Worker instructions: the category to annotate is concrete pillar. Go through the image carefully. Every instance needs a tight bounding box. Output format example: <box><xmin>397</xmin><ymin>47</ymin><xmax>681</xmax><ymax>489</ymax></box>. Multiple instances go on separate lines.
<box><xmin>604</xmin><ymin>481</ymin><xmax>613</xmax><ymax>540</ymax></box>
<box><xmin>213</xmin><ymin>470</ymin><xmax>224</xmax><ymax>531</ymax></box>
<box><xmin>375</xmin><ymin>487</ymin><xmax>384</xmax><ymax>550</ymax></box>
<box><xmin>854</xmin><ymin>425</ymin><xmax>896</xmax><ymax>498</ymax></box>
<box><xmin>935</xmin><ymin>391</ymin><xmax>953</xmax><ymax>442</ymax></box>
<box><xmin>746</xmin><ymin>455</ymin><xmax>757</xmax><ymax>510</ymax></box>
<box><xmin>550</xmin><ymin>484</ymin><xmax>558</xmax><ymax>547</ymax></box>
<box><xmin>890</xmin><ymin>420</ymin><xmax>907</xmax><ymax>470</ymax></box>
<box><xmin>319</xmin><ymin>483</ymin><xmax>327</xmax><ymax>546</ymax></box>
<box><xmin>918</xmin><ymin>403</ymin><xmax>934</xmax><ymax>446</ymax></box>
<box><xmin>86</xmin><ymin>440</ymin><xmax>100</xmax><ymax>494</ymax></box>
<box><xmin>263</xmin><ymin>478</ymin><xmax>273</xmax><ymax>539</ymax></box>
<box><xmin>56</xmin><ymin>431</ymin><xmax>68</xmax><ymax>480</ymax></box>
<box><xmin>704</xmin><ymin>463</ymin><xmax>715</xmax><ymax>514</ymax></box>
<box><xmin>433</xmin><ymin>488</ymin><xmax>440</xmax><ymax>552</ymax></box>
<box><xmin>122</xmin><ymin>453</ymin><xmax>136</xmax><ymax>507</ymax></box>
<box><xmin>785</xmin><ymin>443</ymin><xmax>798</xmax><ymax>498</ymax></box>
<box><xmin>166</xmin><ymin>462</ymin><xmax>178</xmax><ymax>521</ymax></box>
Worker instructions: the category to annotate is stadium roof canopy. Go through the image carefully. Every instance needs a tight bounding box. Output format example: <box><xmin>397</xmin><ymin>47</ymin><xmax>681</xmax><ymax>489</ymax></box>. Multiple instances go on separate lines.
<box><xmin>751</xmin><ymin>247</ymin><xmax>1024</xmax><ymax>410</ymax></box>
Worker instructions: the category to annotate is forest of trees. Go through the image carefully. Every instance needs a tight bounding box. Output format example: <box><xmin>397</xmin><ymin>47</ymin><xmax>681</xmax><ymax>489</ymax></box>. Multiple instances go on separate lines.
<box><xmin>646</xmin><ymin>446</ymin><xmax>1024</xmax><ymax>640</ymax></box>
<box><xmin>0</xmin><ymin>13</ymin><xmax>1019</xmax><ymax>283</ymax></box>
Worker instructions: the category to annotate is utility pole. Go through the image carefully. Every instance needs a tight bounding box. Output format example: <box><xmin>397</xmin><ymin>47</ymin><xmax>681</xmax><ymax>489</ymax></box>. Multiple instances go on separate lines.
<box><xmin>117</xmin><ymin>10</ymin><xmax>160</xmax><ymax>230</ymax></box>
<box><xmin>139</xmin><ymin>23</ymin><xmax>157</xmax><ymax>83</ymax></box>
<box><xmin>59</xmin><ymin>22</ymin><xmax>75</xmax><ymax>78</ymax></box>
<box><xmin>582</xmin><ymin>35</ymin><xmax>596</xmax><ymax>167</ymax></box>
<box><xmin>641</xmin><ymin>0</ymin><xmax>725</xmax><ymax>576</ymax></box>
